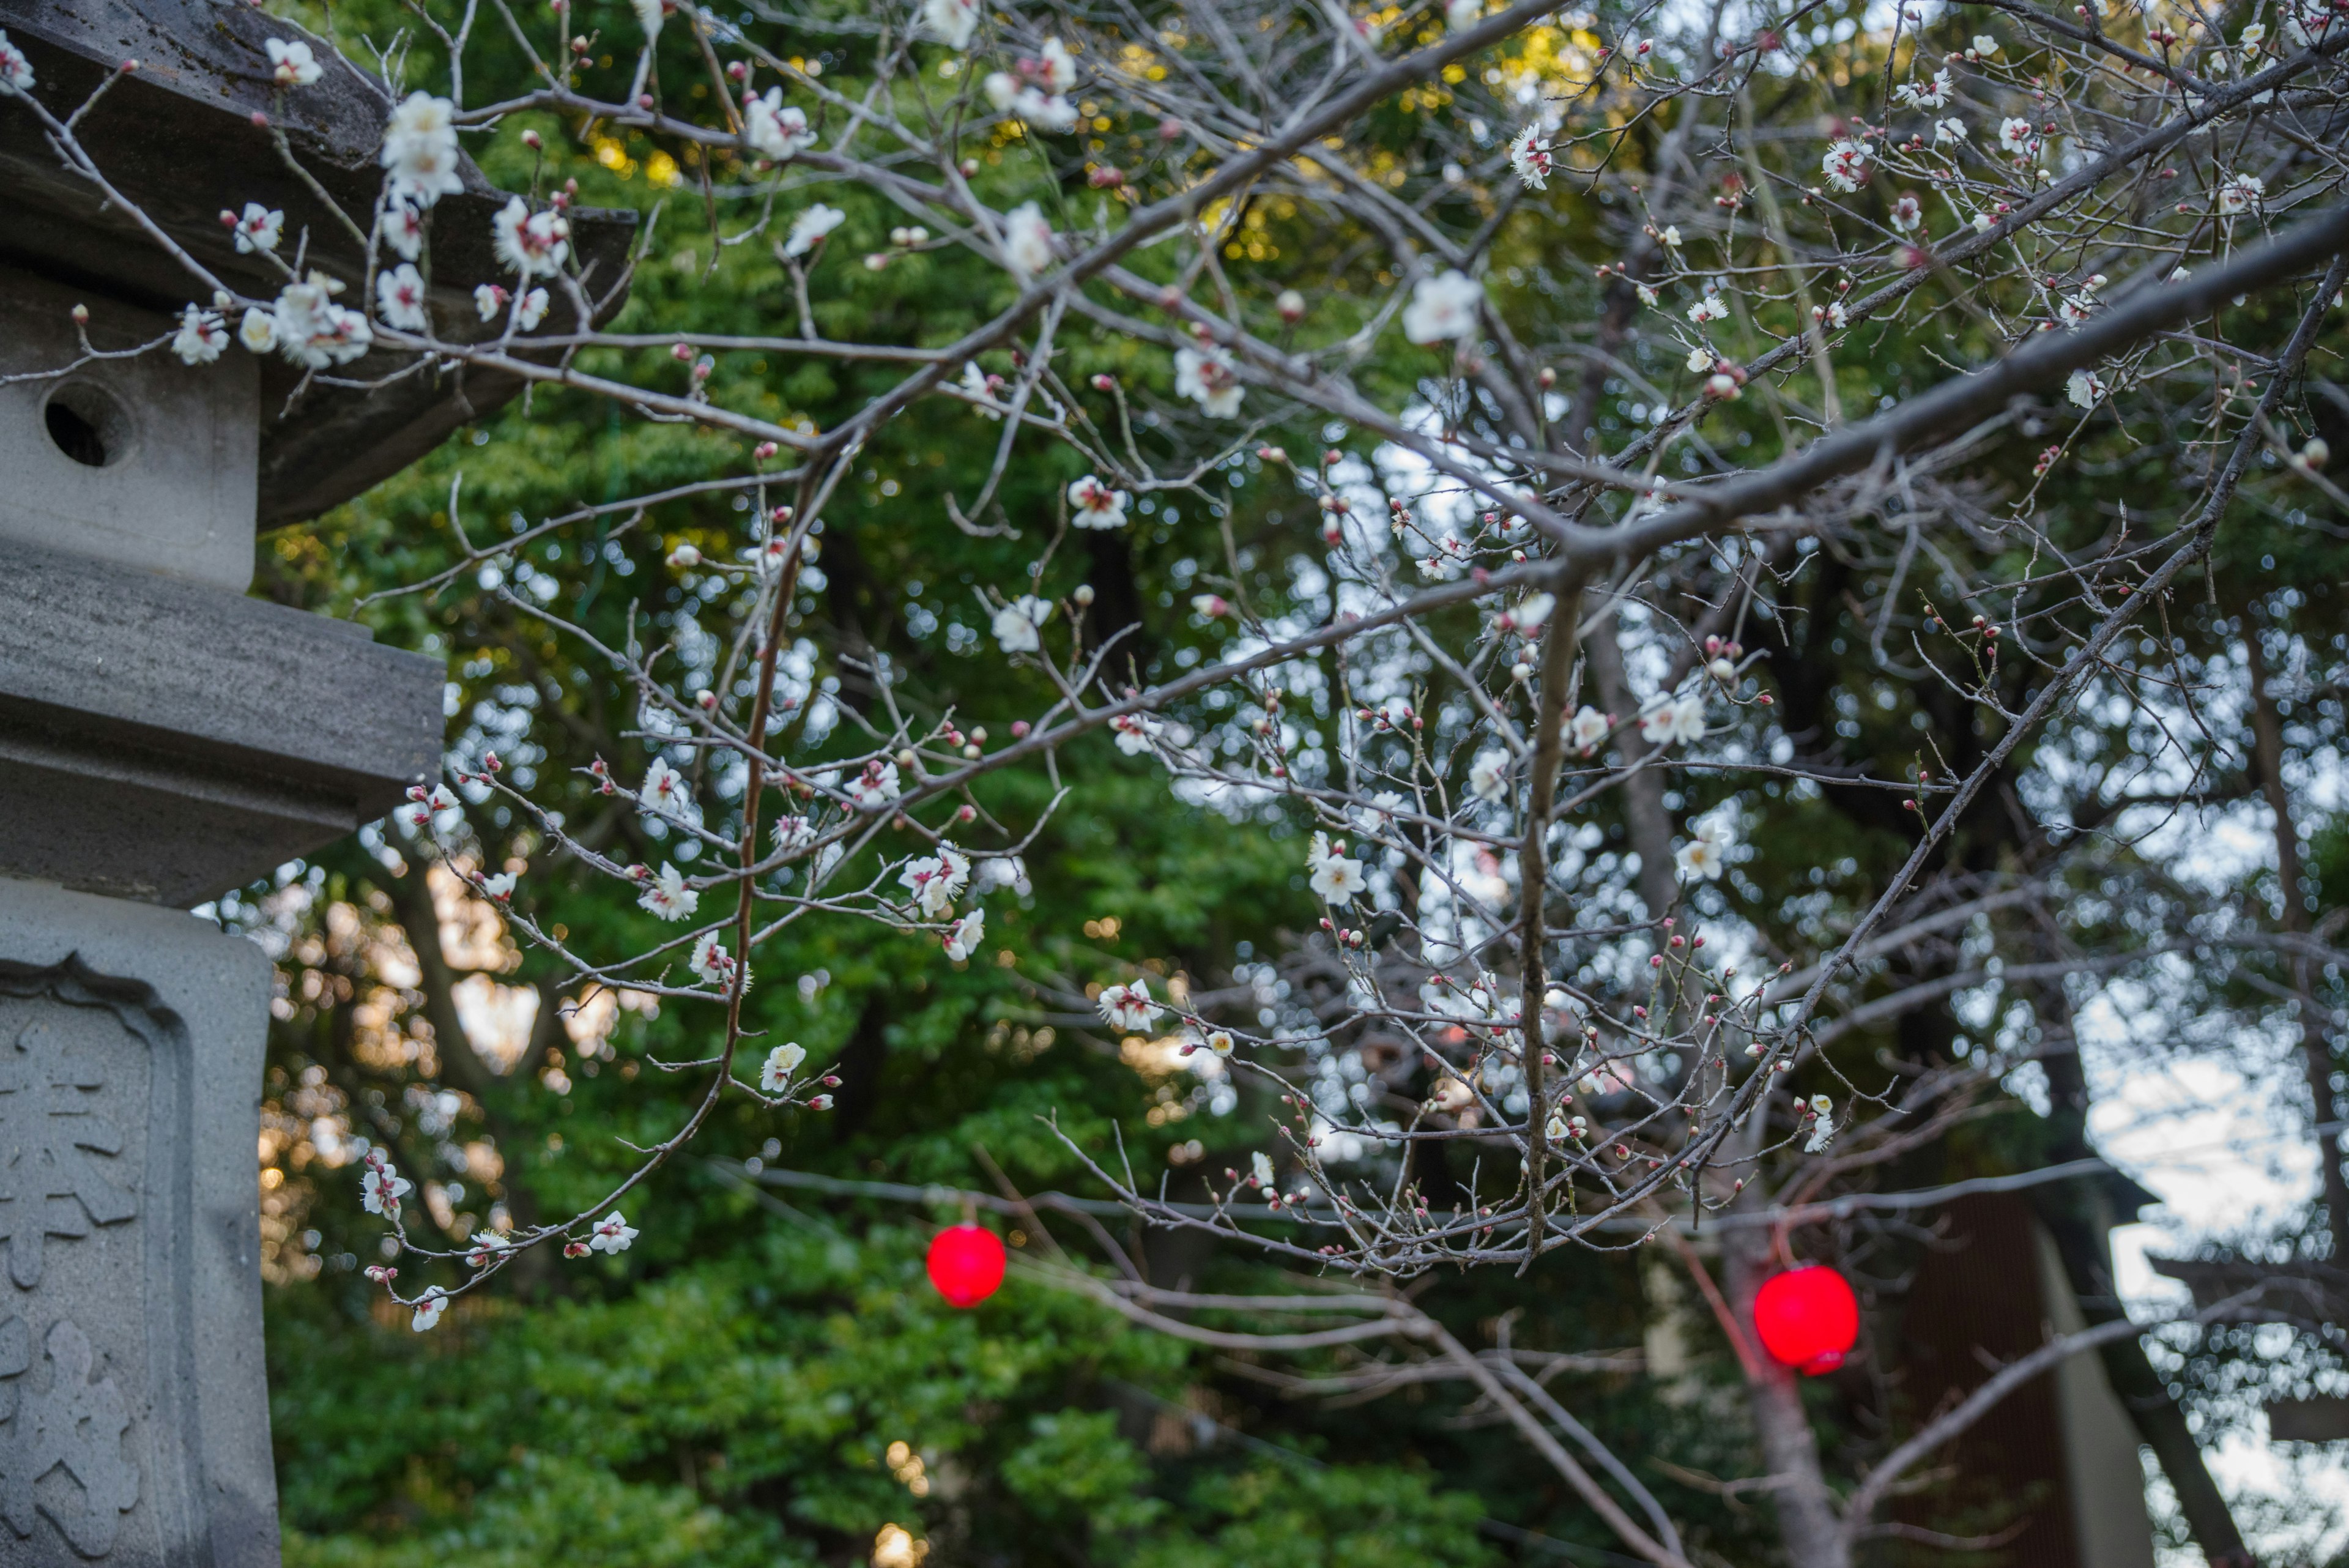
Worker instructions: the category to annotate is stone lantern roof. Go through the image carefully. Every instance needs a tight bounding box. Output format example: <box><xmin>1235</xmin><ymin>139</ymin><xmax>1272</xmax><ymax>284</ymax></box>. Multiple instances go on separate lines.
<box><xmin>0</xmin><ymin>0</ymin><xmax>637</xmax><ymax>524</ymax></box>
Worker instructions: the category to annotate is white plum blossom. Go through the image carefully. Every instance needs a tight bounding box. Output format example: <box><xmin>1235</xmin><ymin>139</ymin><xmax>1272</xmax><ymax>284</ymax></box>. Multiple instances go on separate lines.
<box><xmin>772</xmin><ymin>814</ymin><xmax>816</xmax><ymax>853</ymax></box>
<box><xmin>466</xmin><ymin>1232</ymin><xmax>512</xmax><ymax>1268</ymax></box>
<box><xmin>1099</xmin><ymin>979</ymin><xmax>1161</xmax><ymax>1032</ymax></box>
<box><xmin>1821</xmin><ymin>139</ymin><xmax>1869</xmax><ymax>191</ymax></box>
<box><xmin>1687</xmin><ymin>345</ymin><xmax>1714</xmax><ymax>373</ymax></box>
<box><xmin>900</xmin><ymin>844</ymin><xmax>971</xmax><ymax>918</ymax></box>
<box><xmin>1037</xmin><ymin>36</ymin><xmax>1078</xmax><ymax>92</ymax></box>
<box><xmin>743</xmin><ymin>88</ymin><xmax>811</xmax><ymax>160</ymax></box>
<box><xmin>783</xmin><ymin>203</ymin><xmax>845</xmax><ymax>258</ymax></box>
<box><xmin>1011</xmin><ymin>86</ymin><xmax>1079</xmax><ymax>132</ymax></box>
<box><xmin>1890</xmin><ymin>193</ymin><xmax>1923</xmax><ymax>234</ymax></box>
<box><xmin>943</xmin><ymin>910</ymin><xmax>985</xmax><ymax>962</ymax></box>
<box><xmin>1971</xmin><ymin>34</ymin><xmax>1998</xmax><ymax>56</ymax></box>
<box><xmin>2067</xmin><ymin>367</ymin><xmax>2106</xmax><ymax>407</ymax></box>
<box><xmin>1998</xmin><ymin>116</ymin><xmax>2036</xmax><ymax>154</ymax></box>
<box><xmin>960</xmin><ymin>361</ymin><xmax>1004</xmax><ymax>417</ymax></box>
<box><xmin>920</xmin><ymin>0</ymin><xmax>980</xmax><ymax>48</ymax></box>
<box><xmin>1639</xmin><ymin>694</ymin><xmax>1706</xmax><ymax>747</ymax></box>
<box><xmin>410</xmin><ymin>1287</ymin><xmax>447</xmax><ymax>1332</ymax></box>
<box><xmin>1069</xmin><ymin>474</ymin><xmax>1129</xmax><ymax>529</ymax></box>
<box><xmin>515</xmin><ymin>287</ymin><xmax>549</xmax><ymax>330</ymax></box>
<box><xmin>1495</xmin><ymin>592</ymin><xmax>1554</xmax><ymax>636</ymax></box>
<box><xmin>984</xmin><ymin>70</ymin><xmax>1018</xmax><ymax>108</ymax></box>
<box><xmin>374</xmin><ymin>263</ymin><xmax>428</xmax><ymax>330</ymax></box>
<box><xmin>1935</xmin><ymin>116</ymin><xmax>1968</xmax><ymax>145</ymax></box>
<box><xmin>492</xmin><ymin>196</ymin><xmax>569</xmax><ymax>277</ymax></box>
<box><xmin>229</xmin><ymin>203</ymin><xmax>283</xmax><ymax>254</ymax></box>
<box><xmin>1660</xmin><ymin>225</ymin><xmax>1682</xmax><ymax>248</ymax></box>
<box><xmin>847</xmin><ymin>760</ymin><xmax>902</xmax><ymax>809</ymax></box>
<box><xmin>637</xmin><ymin>863</ymin><xmax>699</xmax><ymax>921</ymax></box>
<box><xmin>1676</xmin><ymin>825</ymin><xmax>1727</xmax><ymax>881</ymax></box>
<box><xmin>2218</xmin><ymin>173</ymin><xmax>2264</xmax><ymax>214</ymax></box>
<box><xmin>759</xmin><ymin>1042</ymin><xmax>806</xmax><ymax>1093</ymax></box>
<box><xmin>640</xmin><ymin>757</ymin><xmax>692</xmax><ymax>816</ymax></box>
<box><xmin>1110</xmin><ymin>713</ymin><xmax>1161</xmax><ymax>755</ymax></box>
<box><xmin>1403</xmin><ymin>269</ymin><xmax>1484</xmax><ymax>344</ymax></box>
<box><xmin>360</xmin><ymin>1156</ymin><xmax>412</xmax><ymax>1217</ymax></box>
<box><xmin>1687</xmin><ymin>290</ymin><xmax>1730</xmax><ymax>325</ymax></box>
<box><xmin>382</xmin><ymin>92</ymin><xmax>464</xmax><ymax>207</ymax></box>
<box><xmin>0</xmin><ymin>31</ymin><xmax>35</xmax><ymax>94</ymax></box>
<box><xmin>396</xmin><ymin>782</ymin><xmax>459</xmax><ymax>834</ymax></box>
<box><xmin>1446</xmin><ymin>0</ymin><xmax>1482</xmax><ymax>29</ymax></box>
<box><xmin>383</xmin><ymin>198</ymin><xmax>426</xmax><ymax>260</ymax></box>
<box><xmin>1508</xmin><ymin>124</ymin><xmax>1552</xmax><ymax>188</ymax></box>
<box><xmin>1469</xmin><ymin>750</ymin><xmax>1510</xmax><ymax>803</ymax></box>
<box><xmin>239</xmin><ymin>308</ymin><xmax>278</xmax><ymax>354</ymax></box>
<box><xmin>1306</xmin><ymin>832</ymin><xmax>1367</xmax><ymax>902</ymax></box>
<box><xmin>1251</xmin><ymin>1150</ymin><xmax>1275</xmax><ymax>1186</ymax></box>
<box><xmin>172</xmin><ymin>305</ymin><xmax>228</xmax><ymax>365</ymax></box>
<box><xmin>689</xmin><ymin>931</ymin><xmax>737</xmax><ymax>987</ymax></box>
<box><xmin>267</xmin><ymin>36</ymin><xmax>322</xmax><ymax>86</ymax></box>
<box><xmin>269</xmin><ymin>271</ymin><xmax>374</xmax><ymax>368</ymax></box>
<box><xmin>1569</xmin><ymin>705</ymin><xmax>1609</xmax><ymax>751</ymax></box>
<box><xmin>1895</xmin><ymin>68</ymin><xmax>1951</xmax><ymax>108</ymax></box>
<box><xmin>1174</xmin><ymin>344</ymin><xmax>1244</xmax><ymax>416</ymax></box>
<box><xmin>1001</xmin><ymin>201</ymin><xmax>1055</xmax><ymax>278</ymax></box>
<box><xmin>992</xmin><ymin>594</ymin><xmax>1051</xmax><ymax>652</ymax></box>
<box><xmin>588</xmin><ymin>1211</ymin><xmax>639</xmax><ymax>1253</ymax></box>
<box><xmin>1803</xmin><ymin>1094</ymin><xmax>1836</xmax><ymax>1153</ymax></box>
<box><xmin>474</xmin><ymin>283</ymin><xmax>507</xmax><ymax>321</ymax></box>
<box><xmin>479</xmin><ymin>871</ymin><xmax>516</xmax><ymax>901</ymax></box>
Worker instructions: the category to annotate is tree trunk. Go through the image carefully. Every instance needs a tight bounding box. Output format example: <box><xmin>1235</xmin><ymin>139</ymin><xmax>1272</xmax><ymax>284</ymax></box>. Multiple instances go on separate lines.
<box><xmin>2245</xmin><ymin>628</ymin><xmax>2349</xmax><ymax>1266</ymax></box>
<box><xmin>1720</xmin><ymin>1213</ymin><xmax>1852</xmax><ymax>1568</ymax></box>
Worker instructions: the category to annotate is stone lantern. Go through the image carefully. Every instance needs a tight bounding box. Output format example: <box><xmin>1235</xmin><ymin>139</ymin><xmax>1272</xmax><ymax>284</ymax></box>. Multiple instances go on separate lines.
<box><xmin>0</xmin><ymin>3</ymin><xmax>631</xmax><ymax>1562</ymax></box>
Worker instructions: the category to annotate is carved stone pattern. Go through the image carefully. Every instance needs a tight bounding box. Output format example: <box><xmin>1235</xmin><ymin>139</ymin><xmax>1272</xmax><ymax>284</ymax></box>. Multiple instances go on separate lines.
<box><xmin>0</xmin><ymin>985</ymin><xmax>148</xmax><ymax>1560</ymax></box>
<box><xmin>0</xmin><ymin>1016</ymin><xmax>136</xmax><ymax>1290</ymax></box>
<box><xmin>0</xmin><ymin>1316</ymin><xmax>139</xmax><ymax>1557</ymax></box>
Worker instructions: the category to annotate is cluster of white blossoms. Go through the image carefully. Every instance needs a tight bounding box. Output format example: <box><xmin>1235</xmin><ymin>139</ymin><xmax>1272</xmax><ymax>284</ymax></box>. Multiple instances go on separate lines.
<box><xmin>1639</xmin><ymin>693</ymin><xmax>1707</xmax><ymax>748</ymax></box>
<box><xmin>1820</xmin><ymin>138</ymin><xmax>1869</xmax><ymax>191</ymax></box>
<box><xmin>899</xmin><ymin>842</ymin><xmax>989</xmax><ymax>960</ymax></box>
<box><xmin>242</xmin><ymin>270</ymin><xmax>374</xmax><ymax>367</ymax></box>
<box><xmin>983</xmin><ymin>36</ymin><xmax>1080</xmax><ymax>133</ymax></box>
<box><xmin>358</xmin><ymin>1147</ymin><xmax>412</xmax><ymax>1219</ymax></box>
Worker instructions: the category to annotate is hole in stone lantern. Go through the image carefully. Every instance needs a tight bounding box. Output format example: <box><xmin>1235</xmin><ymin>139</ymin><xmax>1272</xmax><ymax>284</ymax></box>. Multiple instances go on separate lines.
<box><xmin>42</xmin><ymin>381</ymin><xmax>135</xmax><ymax>468</ymax></box>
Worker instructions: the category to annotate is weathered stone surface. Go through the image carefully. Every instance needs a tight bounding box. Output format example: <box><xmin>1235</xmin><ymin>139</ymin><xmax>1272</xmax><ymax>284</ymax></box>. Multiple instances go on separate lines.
<box><xmin>0</xmin><ymin>535</ymin><xmax>442</xmax><ymax>906</ymax></box>
<box><xmin>0</xmin><ymin>264</ymin><xmax>260</xmax><ymax>591</ymax></box>
<box><xmin>0</xmin><ymin>875</ymin><xmax>278</xmax><ymax>1567</ymax></box>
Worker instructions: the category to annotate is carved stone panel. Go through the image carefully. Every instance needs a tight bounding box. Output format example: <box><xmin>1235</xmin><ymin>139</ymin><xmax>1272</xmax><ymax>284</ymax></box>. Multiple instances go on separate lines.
<box><xmin>0</xmin><ymin>878</ymin><xmax>278</xmax><ymax>1567</ymax></box>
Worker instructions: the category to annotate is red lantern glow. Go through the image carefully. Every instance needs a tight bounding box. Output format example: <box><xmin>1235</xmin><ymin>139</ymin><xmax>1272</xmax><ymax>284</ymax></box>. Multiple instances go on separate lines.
<box><xmin>926</xmin><ymin>1224</ymin><xmax>1006</xmax><ymax>1308</ymax></box>
<box><xmin>1753</xmin><ymin>1263</ymin><xmax>1859</xmax><ymax>1375</ymax></box>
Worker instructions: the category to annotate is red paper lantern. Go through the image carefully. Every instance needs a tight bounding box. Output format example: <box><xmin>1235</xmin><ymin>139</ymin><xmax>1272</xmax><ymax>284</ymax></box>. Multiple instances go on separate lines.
<box><xmin>926</xmin><ymin>1224</ymin><xmax>1006</xmax><ymax>1307</ymax></box>
<box><xmin>1753</xmin><ymin>1263</ymin><xmax>1859</xmax><ymax>1375</ymax></box>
